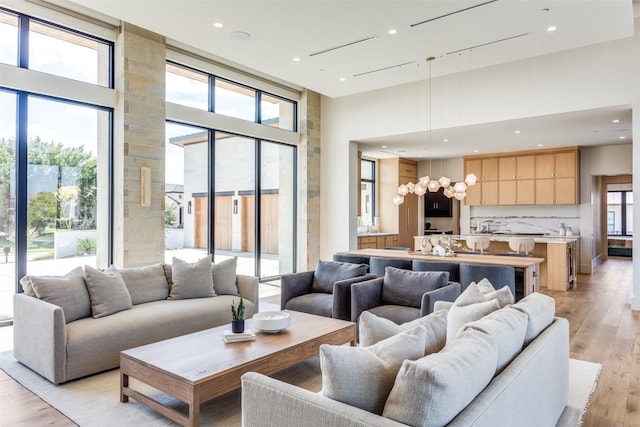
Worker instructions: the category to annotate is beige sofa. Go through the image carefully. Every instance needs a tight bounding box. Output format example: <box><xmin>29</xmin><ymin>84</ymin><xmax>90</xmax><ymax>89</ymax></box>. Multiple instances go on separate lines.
<box><xmin>242</xmin><ymin>293</ymin><xmax>569</xmax><ymax>427</ymax></box>
<box><xmin>13</xmin><ymin>260</ymin><xmax>259</xmax><ymax>384</ymax></box>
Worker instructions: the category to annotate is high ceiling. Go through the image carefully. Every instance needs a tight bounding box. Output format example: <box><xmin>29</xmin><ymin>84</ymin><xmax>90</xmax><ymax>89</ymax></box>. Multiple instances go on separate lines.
<box><xmin>61</xmin><ymin>0</ymin><xmax>637</xmax><ymax>158</ymax></box>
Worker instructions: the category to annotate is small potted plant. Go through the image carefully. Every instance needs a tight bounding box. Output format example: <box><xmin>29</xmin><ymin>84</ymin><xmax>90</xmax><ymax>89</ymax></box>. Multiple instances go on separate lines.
<box><xmin>231</xmin><ymin>298</ymin><xmax>245</xmax><ymax>333</ymax></box>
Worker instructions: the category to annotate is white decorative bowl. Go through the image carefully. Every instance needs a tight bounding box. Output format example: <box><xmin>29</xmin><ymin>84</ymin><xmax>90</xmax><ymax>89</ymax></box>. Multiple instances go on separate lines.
<box><xmin>252</xmin><ymin>311</ymin><xmax>291</xmax><ymax>333</ymax></box>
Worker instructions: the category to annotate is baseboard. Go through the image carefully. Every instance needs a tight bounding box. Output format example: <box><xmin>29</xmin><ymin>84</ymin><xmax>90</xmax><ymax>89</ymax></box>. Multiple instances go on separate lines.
<box><xmin>631</xmin><ymin>296</ymin><xmax>640</xmax><ymax>312</ymax></box>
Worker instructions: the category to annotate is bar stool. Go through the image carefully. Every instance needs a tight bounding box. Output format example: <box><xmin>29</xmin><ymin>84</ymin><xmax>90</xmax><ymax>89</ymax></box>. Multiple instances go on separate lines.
<box><xmin>497</xmin><ymin>237</ymin><xmax>535</xmax><ymax>257</ymax></box>
<box><xmin>465</xmin><ymin>236</ymin><xmax>491</xmax><ymax>254</ymax></box>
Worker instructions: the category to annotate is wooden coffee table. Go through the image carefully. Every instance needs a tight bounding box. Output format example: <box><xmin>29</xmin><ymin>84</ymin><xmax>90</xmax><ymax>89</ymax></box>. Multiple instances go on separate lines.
<box><xmin>120</xmin><ymin>310</ymin><xmax>356</xmax><ymax>426</ymax></box>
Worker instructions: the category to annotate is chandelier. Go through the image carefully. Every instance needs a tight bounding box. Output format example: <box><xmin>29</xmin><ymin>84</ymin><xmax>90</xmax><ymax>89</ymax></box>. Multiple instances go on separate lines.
<box><xmin>393</xmin><ymin>56</ymin><xmax>477</xmax><ymax>206</ymax></box>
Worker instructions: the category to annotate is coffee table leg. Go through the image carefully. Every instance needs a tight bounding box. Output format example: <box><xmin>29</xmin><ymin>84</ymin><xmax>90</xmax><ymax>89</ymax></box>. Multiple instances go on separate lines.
<box><xmin>120</xmin><ymin>372</ymin><xmax>129</xmax><ymax>403</ymax></box>
<box><xmin>188</xmin><ymin>386</ymin><xmax>200</xmax><ymax>427</ymax></box>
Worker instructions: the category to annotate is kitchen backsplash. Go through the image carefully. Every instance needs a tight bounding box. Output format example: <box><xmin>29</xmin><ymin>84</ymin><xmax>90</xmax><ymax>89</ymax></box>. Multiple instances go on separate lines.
<box><xmin>470</xmin><ymin>216</ymin><xmax>580</xmax><ymax>236</ymax></box>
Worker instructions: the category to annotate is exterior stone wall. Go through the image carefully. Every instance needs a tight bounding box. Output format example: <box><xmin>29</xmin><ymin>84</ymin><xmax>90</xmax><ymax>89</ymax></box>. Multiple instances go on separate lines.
<box><xmin>112</xmin><ymin>23</ymin><xmax>166</xmax><ymax>267</ymax></box>
<box><xmin>298</xmin><ymin>89</ymin><xmax>321</xmax><ymax>270</ymax></box>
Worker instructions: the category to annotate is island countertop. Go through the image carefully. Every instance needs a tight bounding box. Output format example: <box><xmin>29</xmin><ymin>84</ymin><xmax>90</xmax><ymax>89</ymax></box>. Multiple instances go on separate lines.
<box><xmin>415</xmin><ymin>234</ymin><xmax>579</xmax><ymax>244</ymax></box>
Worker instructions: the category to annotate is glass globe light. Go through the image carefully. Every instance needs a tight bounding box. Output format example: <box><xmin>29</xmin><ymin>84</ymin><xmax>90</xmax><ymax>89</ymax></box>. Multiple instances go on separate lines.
<box><xmin>443</xmin><ymin>186</ymin><xmax>456</xmax><ymax>198</ymax></box>
<box><xmin>453</xmin><ymin>181</ymin><xmax>468</xmax><ymax>192</ymax></box>
<box><xmin>419</xmin><ymin>176</ymin><xmax>430</xmax><ymax>187</ymax></box>
<box><xmin>464</xmin><ymin>173</ymin><xmax>478</xmax><ymax>186</ymax></box>
<box><xmin>454</xmin><ymin>191</ymin><xmax>467</xmax><ymax>200</ymax></box>
<box><xmin>414</xmin><ymin>183</ymin><xmax>427</xmax><ymax>196</ymax></box>
<box><xmin>438</xmin><ymin>176</ymin><xmax>451</xmax><ymax>188</ymax></box>
<box><xmin>427</xmin><ymin>180</ymin><xmax>440</xmax><ymax>192</ymax></box>
<box><xmin>397</xmin><ymin>184</ymin><xmax>409</xmax><ymax>196</ymax></box>
<box><xmin>392</xmin><ymin>194</ymin><xmax>405</xmax><ymax>205</ymax></box>
<box><xmin>407</xmin><ymin>182</ymin><xmax>415</xmax><ymax>193</ymax></box>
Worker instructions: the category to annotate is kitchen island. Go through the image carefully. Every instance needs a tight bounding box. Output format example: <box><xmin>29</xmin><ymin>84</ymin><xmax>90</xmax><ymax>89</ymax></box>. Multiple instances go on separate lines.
<box><xmin>338</xmin><ymin>248</ymin><xmax>543</xmax><ymax>297</ymax></box>
<box><xmin>414</xmin><ymin>234</ymin><xmax>578</xmax><ymax>292</ymax></box>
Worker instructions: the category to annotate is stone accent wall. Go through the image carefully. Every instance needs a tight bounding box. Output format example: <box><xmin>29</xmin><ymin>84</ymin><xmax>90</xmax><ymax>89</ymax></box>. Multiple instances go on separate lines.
<box><xmin>298</xmin><ymin>89</ymin><xmax>321</xmax><ymax>270</ymax></box>
<box><xmin>112</xmin><ymin>23</ymin><xmax>166</xmax><ymax>267</ymax></box>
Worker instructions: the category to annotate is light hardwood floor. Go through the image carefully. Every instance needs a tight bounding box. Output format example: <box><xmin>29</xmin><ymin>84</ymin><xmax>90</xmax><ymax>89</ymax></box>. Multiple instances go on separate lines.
<box><xmin>0</xmin><ymin>258</ymin><xmax>636</xmax><ymax>426</ymax></box>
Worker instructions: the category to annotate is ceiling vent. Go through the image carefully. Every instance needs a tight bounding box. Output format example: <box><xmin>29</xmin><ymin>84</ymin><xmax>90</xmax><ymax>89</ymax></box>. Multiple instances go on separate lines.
<box><xmin>410</xmin><ymin>0</ymin><xmax>498</xmax><ymax>28</ymax></box>
<box><xmin>353</xmin><ymin>61</ymin><xmax>415</xmax><ymax>78</ymax></box>
<box><xmin>446</xmin><ymin>32</ymin><xmax>530</xmax><ymax>54</ymax></box>
<box><xmin>308</xmin><ymin>36</ymin><xmax>376</xmax><ymax>57</ymax></box>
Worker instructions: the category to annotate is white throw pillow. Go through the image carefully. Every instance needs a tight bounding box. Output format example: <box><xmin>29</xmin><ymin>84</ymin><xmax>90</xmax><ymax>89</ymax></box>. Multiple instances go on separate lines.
<box><xmin>359</xmin><ymin>309</ymin><xmax>447</xmax><ymax>355</ymax></box>
<box><xmin>474</xmin><ymin>277</ymin><xmax>514</xmax><ymax>307</ymax></box>
<box><xmin>446</xmin><ymin>299</ymin><xmax>500</xmax><ymax>344</ymax></box>
<box><xmin>508</xmin><ymin>292</ymin><xmax>556</xmax><ymax>345</ymax></box>
<box><xmin>383</xmin><ymin>328</ymin><xmax>498</xmax><ymax>427</ymax></box>
<box><xmin>84</xmin><ymin>265</ymin><xmax>132</xmax><ymax>318</ymax></box>
<box><xmin>459</xmin><ymin>307</ymin><xmax>528</xmax><ymax>372</ymax></box>
<box><xmin>168</xmin><ymin>255</ymin><xmax>216</xmax><ymax>300</ymax></box>
<box><xmin>320</xmin><ymin>326</ymin><xmax>427</xmax><ymax>415</ymax></box>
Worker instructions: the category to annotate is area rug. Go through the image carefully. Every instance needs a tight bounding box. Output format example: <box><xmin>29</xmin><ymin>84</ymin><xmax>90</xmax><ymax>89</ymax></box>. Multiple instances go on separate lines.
<box><xmin>1</xmin><ymin>351</ymin><xmax>600</xmax><ymax>426</ymax></box>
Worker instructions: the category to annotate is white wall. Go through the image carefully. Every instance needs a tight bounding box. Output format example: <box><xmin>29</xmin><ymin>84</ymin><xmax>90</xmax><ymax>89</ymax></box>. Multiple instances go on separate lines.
<box><xmin>321</xmin><ymin>18</ymin><xmax>640</xmax><ymax>307</ymax></box>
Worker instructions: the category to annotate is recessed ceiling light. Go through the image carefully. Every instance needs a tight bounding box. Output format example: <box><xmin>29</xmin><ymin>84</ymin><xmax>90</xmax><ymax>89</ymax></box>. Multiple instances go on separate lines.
<box><xmin>619</xmin><ymin>136</ymin><xmax>626</xmax><ymax>140</ymax></box>
<box><xmin>547</xmin><ymin>26</ymin><xmax>557</xmax><ymax>32</ymax></box>
<box><xmin>292</xmin><ymin>57</ymin><xmax>301</xmax><ymax>62</ymax></box>
<box><xmin>515</xmin><ymin>130</ymin><xmax>521</xmax><ymax>134</ymax></box>
<box><xmin>388</xmin><ymin>29</ymin><xmax>397</xmax><ymax>35</ymax></box>
<box><xmin>474</xmin><ymin>149</ymin><xmax>479</xmax><ymax>153</ymax></box>
<box><xmin>213</xmin><ymin>22</ymin><xmax>223</xmax><ymax>28</ymax></box>
<box><xmin>231</xmin><ymin>31</ymin><xmax>251</xmax><ymax>41</ymax></box>
<box><xmin>339</xmin><ymin>77</ymin><xmax>346</xmax><ymax>82</ymax></box>
<box><xmin>537</xmin><ymin>144</ymin><xmax>544</xmax><ymax>147</ymax></box>
<box><xmin>612</xmin><ymin>119</ymin><xmax>621</xmax><ymax>123</ymax></box>
<box><xmin>443</xmin><ymin>138</ymin><xmax>449</xmax><ymax>142</ymax></box>
<box><xmin>381</xmin><ymin>145</ymin><xmax>388</xmax><ymax>149</ymax></box>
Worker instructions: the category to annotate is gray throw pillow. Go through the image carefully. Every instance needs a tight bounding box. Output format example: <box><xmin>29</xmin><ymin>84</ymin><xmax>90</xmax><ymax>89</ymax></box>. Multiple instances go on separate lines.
<box><xmin>381</xmin><ymin>267</ymin><xmax>449</xmax><ymax>308</ymax></box>
<box><xmin>359</xmin><ymin>309</ymin><xmax>447</xmax><ymax>355</ymax></box>
<box><xmin>383</xmin><ymin>328</ymin><xmax>498</xmax><ymax>427</ymax></box>
<box><xmin>311</xmin><ymin>260</ymin><xmax>368</xmax><ymax>293</ymax></box>
<box><xmin>212</xmin><ymin>257</ymin><xmax>239</xmax><ymax>295</ymax></box>
<box><xmin>19</xmin><ymin>276</ymin><xmax>36</xmax><ymax>297</ymax></box>
<box><xmin>169</xmin><ymin>255</ymin><xmax>216</xmax><ymax>300</ymax></box>
<box><xmin>28</xmin><ymin>266</ymin><xmax>90</xmax><ymax>323</ymax></box>
<box><xmin>84</xmin><ymin>265</ymin><xmax>132</xmax><ymax>318</ymax></box>
<box><xmin>321</xmin><ymin>326</ymin><xmax>427</xmax><ymax>415</ymax></box>
<box><xmin>111</xmin><ymin>263</ymin><xmax>169</xmax><ymax>305</ymax></box>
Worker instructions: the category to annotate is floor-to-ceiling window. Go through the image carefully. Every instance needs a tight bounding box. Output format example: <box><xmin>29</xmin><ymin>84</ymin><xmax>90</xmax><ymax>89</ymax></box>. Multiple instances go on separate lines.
<box><xmin>165</xmin><ymin>60</ymin><xmax>298</xmax><ymax>279</ymax></box>
<box><xmin>0</xmin><ymin>7</ymin><xmax>114</xmax><ymax>322</ymax></box>
<box><xmin>608</xmin><ymin>188</ymin><xmax>633</xmax><ymax>236</ymax></box>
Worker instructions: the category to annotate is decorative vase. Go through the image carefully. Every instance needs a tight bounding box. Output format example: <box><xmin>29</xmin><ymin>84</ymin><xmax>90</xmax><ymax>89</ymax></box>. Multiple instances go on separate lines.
<box><xmin>420</xmin><ymin>237</ymin><xmax>432</xmax><ymax>254</ymax></box>
<box><xmin>231</xmin><ymin>319</ymin><xmax>245</xmax><ymax>333</ymax></box>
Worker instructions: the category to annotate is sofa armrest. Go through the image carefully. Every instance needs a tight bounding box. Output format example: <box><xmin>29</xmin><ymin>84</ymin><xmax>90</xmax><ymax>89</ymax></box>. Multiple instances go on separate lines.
<box><xmin>241</xmin><ymin>372</ymin><xmax>408</xmax><ymax>427</ymax></box>
<box><xmin>237</xmin><ymin>274</ymin><xmax>259</xmax><ymax>314</ymax></box>
<box><xmin>13</xmin><ymin>293</ymin><xmax>67</xmax><ymax>384</ymax></box>
<box><xmin>350</xmin><ymin>278</ymin><xmax>384</xmax><ymax>322</ymax></box>
<box><xmin>419</xmin><ymin>281</ymin><xmax>461</xmax><ymax>317</ymax></box>
<box><xmin>332</xmin><ymin>274</ymin><xmax>377</xmax><ymax>321</ymax></box>
<box><xmin>280</xmin><ymin>270</ymin><xmax>314</xmax><ymax>309</ymax></box>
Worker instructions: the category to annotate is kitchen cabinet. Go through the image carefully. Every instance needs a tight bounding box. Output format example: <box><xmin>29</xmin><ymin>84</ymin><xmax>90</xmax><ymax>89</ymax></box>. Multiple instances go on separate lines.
<box><xmin>379</xmin><ymin>158</ymin><xmax>419</xmax><ymax>249</ymax></box>
<box><xmin>498</xmin><ymin>155</ymin><xmax>535</xmax><ymax>205</ymax></box>
<box><xmin>464</xmin><ymin>158</ymin><xmax>498</xmax><ymax>206</ymax></box>
<box><xmin>357</xmin><ymin>234</ymin><xmax>399</xmax><ymax>249</ymax></box>
<box><xmin>546</xmin><ymin>240</ymin><xmax>578</xmax><ymax>291</ymax></box>
<box><xmin>425</xmin><ymin>188</ymin><xmax>452</xmax><ymax>217</ymax></box>
<box><xmin>535</xmin><ymin>149</ymin><xmax>578</xmax><ymax>204</ymax></box>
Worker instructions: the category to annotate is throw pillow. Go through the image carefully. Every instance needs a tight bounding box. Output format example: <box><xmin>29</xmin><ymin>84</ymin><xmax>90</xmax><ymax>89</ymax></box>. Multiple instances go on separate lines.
<box><xmin>19</xmin><ymin>276</ymin><xmax>36</xmax><ymax>297</ymax></box>
<box><xmin>212</xmin><ymin>257</ymin><xmax>239</xmax><ymax>295</ymax></box>
<box><xmin>446</xmin><ymin>298</ymin><xmax>501</xmax><ymax>344</ymax></box>
<box><xmin>28</xmin><ymin>266</ymin><xmax>90</xmax><ymax>323</ymax></box>
<box><xmin>111</xmin><ymin>263</ymin><xmax>169</xmax><ymax>305</ymax></box>
<box><xmin>84</xmin><ymin>265</ymin><xmax>132</xmax><ymax>318</ymax></box>
<box><xmin>474</xmin><ymin>278</ymin><xmax>514</xmax><ymax>307</ymax></box>
<box><xmin>169</xmin><ymin>255</ymin><xmax>216</xmax><ymax>300</ymax></box>
<box><xmin>320</xmin><ymin>326</ymin><xmax>427</xmax><ymax>415</ymax></box>
<box><xmin>383</xmin><ymin>328</ymin><xmax>498</xmax><ymax>427</ymax></box>
<box><xmin>460</xmin><ymin>307</ymin><xmax>528</xmax><ymax>373</ymax></box>
<box><xmin>311</xmin><ymin>260</ymin><xmax>368</xmax><ymax>294</ymax></box>
<box><xmin>359</xmin><ymin>309</ymin><xmax>447</xmax><ymax>355</ymax></box>
<box><xmin>381</xmin><ymin>267</ymin><xmax>449</xmax><ymax>308</ymax></box>
<box><xmin>508</xmin><ymin>292</ymin><xmax>556</xmax><ymax>345</ymax></box>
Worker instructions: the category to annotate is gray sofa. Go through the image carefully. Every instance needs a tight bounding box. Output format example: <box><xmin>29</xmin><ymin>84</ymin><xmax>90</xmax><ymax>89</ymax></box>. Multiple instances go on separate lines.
<box><xmin>13</xmin><ymin>260</ymin><xmax>259</xmax><ymax>384</ymax></box>
<box><xmin>242</xmin><ymin>296</ymin><xmax>569</xmax><ymax>426</ymax></box>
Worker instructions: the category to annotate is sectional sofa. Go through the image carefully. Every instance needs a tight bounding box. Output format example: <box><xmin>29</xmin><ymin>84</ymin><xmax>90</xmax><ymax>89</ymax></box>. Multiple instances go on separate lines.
<box><xmin>13</xmin><ymin>256</ymin><xmax>259</xmax><ymax>384</ymax></box>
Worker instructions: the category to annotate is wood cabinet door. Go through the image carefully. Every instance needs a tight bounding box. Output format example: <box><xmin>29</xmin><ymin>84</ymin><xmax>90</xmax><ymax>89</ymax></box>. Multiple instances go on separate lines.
<box><xmin>555</xmin><ymin>152</ymin><xmax>576</xmax><ymax>178</ymax></box>
<box><xmin>499</xmin><ymin>180</ymin><xmax>516</xmax><ymax>205</ymax></box>
<box><xmin>499</xmin><ymin>157</ymin><xmax>517</xmax><ymax>180</ymax></box>
<box><xmin>535</xmin><ymin>179</ymin><xmax>555</xmax><ymax>204</ymax></box>
<box><xmin>517</xmin><ymin>156</ymin><xmax>535</xmax><ymax>179</ymax></box>
<box><xmin>535</xmin><ymin>154</ymin><xmax>555</xmax><ymax>178</ymax></box>
<box><xmin>398</xmin><ymin>194</ymin><xmax>418</xmax><ymax>248</ymax></box>
<box><xmin>517</xmin><ymin>180</ymin><xmax>535</xmax><ymax>204</ymax></box>
<box><xmin>481</xmin><ymin>181</ymin><xmax>499</xmax><ymax>205</ymax></box>
<box><xmin>555</xmin><ymin>177</ymin><xmax>577</xmax><ymax>204</ymax></box>
<box><xmin>465</xmin><ymin>182</ymin><xmax>482</xmax><ymax>205</ymax></box>
<box><xmin>481</xmin><ymin>158</ymin><xmax>499</xmax><ymax>181</ymax></box>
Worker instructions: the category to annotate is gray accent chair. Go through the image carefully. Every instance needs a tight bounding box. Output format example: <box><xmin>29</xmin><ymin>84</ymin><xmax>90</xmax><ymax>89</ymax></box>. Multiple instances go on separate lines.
<box><xmin>459</xmin><ymin>263</ymin><xmax>516</xmax><ymax>297</ymax></box>
<box><xmin>281</xmin><ymin>260</ymin><xmax>375</xmax><ymax>321</ymax></box>
<box><xmin>351</xmin><ymin>266</ymin><xmax>460</xmax><ymax>326</ymax></box>
<box><xmin>412</xmin><ymin>259</ymin><xmax>460</xmax><ymax>283</ymax></box>
<box><xmin>331</xmin><ymin>253</ymin><xmax>371</xmax><ymax>266</ymax></box>
<box><xmin>369</xmin><ymin>257</ymin><xmax>412</xmax><ymax>277</ymax></box>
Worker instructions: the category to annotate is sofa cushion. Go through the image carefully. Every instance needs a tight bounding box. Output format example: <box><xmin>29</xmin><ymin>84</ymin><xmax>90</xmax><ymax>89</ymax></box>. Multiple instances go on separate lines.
<box><xmin>381</xmin><ymin>267</ymin><xmax>449</xmax><ymax>308</ymax></box>
<box><xmin>212</xmin><ymin>257</ymin><xmax>239</xmax><ymax>295</ymax></box>
<box><xmin>383</xmin><ymin>328</ymin><xmax>498</xmax><ymax>427</ymax></box>
<box><xmin>311</xmin><ymin>260</ymin><xmax>368</xmax><ymax>294</ymax></box>
<box><xmin>474</xmin><ymin>278</ymin><xmax>514</xmax><ymax>307</ymax></box>
<box><xmin>84</xmin><ymin>265</ymin><xmax>132</xmax><ymax>318</ymax></box>
<box><xmin>447</xmin><ymin>293</ymin><xmax>501</xmax><ymax>344</ymax></box>
<box><xmin>111</xmin><ymin>263</ymin><xmax>169</xmax><ymax>305</ymax></box>
<box><xmin>508</xmin><ymin>292</ymin><xmax>556</xmax><ymax>345</ymax></box>
<box><xmin>367</xmin><ymin>305</ymin><xmax>421</xmax><ymax>325</ymax></box>
<box><xmin>169</xmin><ymin>255</ymin><xmax>216</xmax><ymax>300</ymax></box>
<box><xmin>28</xmin><ymin>266</ymin><xmax>90</xmax><ymax>323</ymax></box>
<box><xmin>284</xmin><ymin>293</ymin><xmax>333</xmax><ymax>318</ymax></box>
<box><xmin>359</xmin><ymin>309</ymin><xmax>447</xmax><ymax>355</ymax></box>
<box><xmin>320</xmin><ymin>326</ymin><xmax>427</xmax><ymax>415</ymax></box>
<box><xmin>19</xmin><ymin>276</ymin><xmax>36</xmax><ymax>297</ymax></box>
<box><xmin>460</xmin><ymin>307</ymin><xmax>528</xmax><ymax>372</ymax></box>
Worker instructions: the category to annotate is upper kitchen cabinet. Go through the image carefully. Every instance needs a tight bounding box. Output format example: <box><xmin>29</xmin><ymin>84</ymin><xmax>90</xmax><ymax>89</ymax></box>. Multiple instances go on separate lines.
<box><xmin>379</xmin><ymin>158</ymin><xmax>419</xmax><ymax>248</ymax></box>
<box><xmin>535</xmin><ymin>148</ymin><xmax>579</xmax><ymax>204</ymax></box>
<box><xmin>464</xmin><ymin>158</ymin><xmax>498</xmax><ymax>205</ymax></box>
<box><xmin>498</xmin><ymin>155</ymin><xmax>535</xmax><ymax>205</ymax></box>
